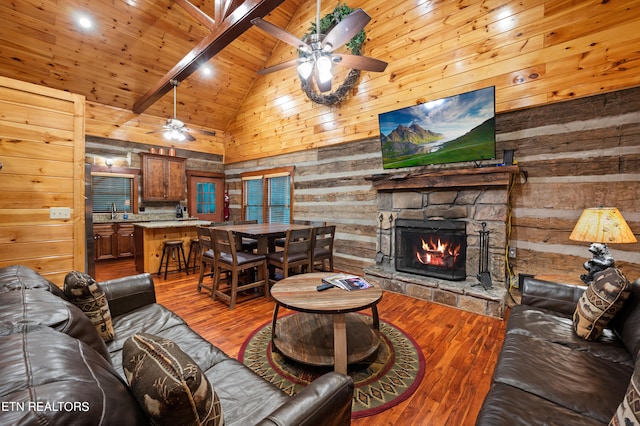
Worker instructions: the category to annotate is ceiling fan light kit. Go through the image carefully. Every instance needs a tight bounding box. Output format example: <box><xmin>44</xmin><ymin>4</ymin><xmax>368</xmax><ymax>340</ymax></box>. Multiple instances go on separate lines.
<box><xmin>252</xmin><ymin>1</ymin><xmax>388</xmax><ymax>106</ymax></box>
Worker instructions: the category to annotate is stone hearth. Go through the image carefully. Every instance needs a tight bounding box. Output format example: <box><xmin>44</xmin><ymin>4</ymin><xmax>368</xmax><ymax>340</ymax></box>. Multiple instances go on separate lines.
<box><xmin>365</xmin><ymin>166</ymin><xmax>518</xmax><ymax>318</ymax></box>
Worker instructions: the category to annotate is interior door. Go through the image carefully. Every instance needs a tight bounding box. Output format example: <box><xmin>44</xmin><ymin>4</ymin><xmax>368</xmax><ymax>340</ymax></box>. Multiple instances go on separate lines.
<box><xmin>188</xmin><ymin>173</ymin><xmax>224</xmax><ymax>222</ymax></box>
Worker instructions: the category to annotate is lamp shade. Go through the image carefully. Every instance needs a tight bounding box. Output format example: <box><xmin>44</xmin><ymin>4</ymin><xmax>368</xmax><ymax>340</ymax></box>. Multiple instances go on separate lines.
<box><xmin>570</xmin><ymin>207</ymin><xmax>637</xmax><ymax>244</ymax></box>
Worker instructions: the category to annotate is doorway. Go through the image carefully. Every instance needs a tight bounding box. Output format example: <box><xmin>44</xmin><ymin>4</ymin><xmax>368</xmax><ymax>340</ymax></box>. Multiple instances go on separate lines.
<box><xmin>187</xmin><ymin>172</ymin><xmax>225</xmax><ymax>222</ymax></box>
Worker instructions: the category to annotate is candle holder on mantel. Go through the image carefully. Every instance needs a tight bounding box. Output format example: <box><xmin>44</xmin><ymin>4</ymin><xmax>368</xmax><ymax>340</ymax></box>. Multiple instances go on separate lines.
<box><xmin>570</xmin><ymin>207</ymin><xmax>637</xmax><ymax>284</ymax></box>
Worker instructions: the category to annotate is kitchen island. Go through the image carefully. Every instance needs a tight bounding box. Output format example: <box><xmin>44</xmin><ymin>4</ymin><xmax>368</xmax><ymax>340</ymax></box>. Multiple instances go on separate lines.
<box><xmin>133</xmin><ymin>220</ymin><xmax>211</xmax><ymax>275</ymax></box>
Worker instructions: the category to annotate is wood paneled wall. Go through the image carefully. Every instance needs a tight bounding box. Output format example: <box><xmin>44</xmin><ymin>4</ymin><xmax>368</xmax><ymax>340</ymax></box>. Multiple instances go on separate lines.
<box><xmin>0</xmin><ymin>76</ymin><xmax>85</xmax><ymax>285</ymax></box>
<box><xmin>225</xmin><ymin>0</ymin><xmax>640</xmax><ymax>164</ymax></box>
<box><xmin>226</xmin><ymin>86</ymin><xmax>640</xmax><ymax>282</ymax></box>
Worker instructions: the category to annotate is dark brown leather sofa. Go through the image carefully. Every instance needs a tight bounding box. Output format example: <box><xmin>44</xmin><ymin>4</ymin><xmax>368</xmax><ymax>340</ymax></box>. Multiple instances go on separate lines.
<box><xmin>476</xmin><ymin>276</ymin><xmax>640</xmax><ymax>425</ymax></box>
<box><xmin>0</xmin><ymin>265</ymin><xmax>354</xmax><ymax>425</ymax></box>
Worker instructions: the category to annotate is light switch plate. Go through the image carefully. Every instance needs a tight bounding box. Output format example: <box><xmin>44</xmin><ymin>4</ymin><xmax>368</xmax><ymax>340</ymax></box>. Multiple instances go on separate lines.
<box><xmin>50</xmin><ymin>207</ymin><xmax>71</xmax><ymax>219</ymax></box>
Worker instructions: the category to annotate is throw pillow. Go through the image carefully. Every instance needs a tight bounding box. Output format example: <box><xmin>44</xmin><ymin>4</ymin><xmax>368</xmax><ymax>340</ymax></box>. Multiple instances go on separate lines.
<box><xmin>122</xmin><ymin>333</ymin><xmax>223</xmax><ymax>426</ymax></box>
<box><xmin>610</xmin><ymin>361</ymin><xmax>640</xmax><ymax>425</ymax></box>
<box><xmin>63</xmin><ymin>271</ymin><xmax>115</xmax><ymax>342</ymax></box>
<box><xmin>573</xmin><ymin>267</ymin><xmax>630</xmax><ymax>341</ymax></box>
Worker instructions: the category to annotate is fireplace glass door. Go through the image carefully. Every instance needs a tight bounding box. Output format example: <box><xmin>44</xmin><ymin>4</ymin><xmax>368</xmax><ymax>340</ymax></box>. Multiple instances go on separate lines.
<box><xmin>395</xmin><ymin>219</ymin><xmax>467</xmax><ymax>281</ymax></box>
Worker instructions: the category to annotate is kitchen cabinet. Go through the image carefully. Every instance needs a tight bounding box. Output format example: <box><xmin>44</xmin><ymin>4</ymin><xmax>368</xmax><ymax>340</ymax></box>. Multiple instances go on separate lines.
<box><xmin>94</xmin><ymin>223</ymin><xmax>135</xmax><ymax>260</ymax></box>
<box><xmin>141</xmin><ymin>153</ymin><xmax>186</xmax><ymax>201</ymax></box>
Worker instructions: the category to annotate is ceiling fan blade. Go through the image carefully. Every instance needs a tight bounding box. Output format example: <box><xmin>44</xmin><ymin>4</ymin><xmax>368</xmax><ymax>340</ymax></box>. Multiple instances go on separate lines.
<box><xmin>182</xmin><ymin>130</ymin><xmax>197</xmax><ymax>142</ymax></box>
<box><xmin>251</xmin><ymin>18</ymin><xmax>310</xmax><ymax>53</ymax></box>
<box><xmin>190</xmin><ymin>128</ymin><xmax>217</xmax><ymax>137</ymax></box>
<box><xmin>257</xmin><ymin>58</ymin><xmax>300</xmax><ymax>75</ymax></box>
<box><xmin>322</xmin><ymin>9</ymin><xmax>370</xmax><ymax>52</ymax></box>
<box><xmin>333</xmin><ymin>53</ymin><xmax>388</xmax><ymax>72</ymax></box>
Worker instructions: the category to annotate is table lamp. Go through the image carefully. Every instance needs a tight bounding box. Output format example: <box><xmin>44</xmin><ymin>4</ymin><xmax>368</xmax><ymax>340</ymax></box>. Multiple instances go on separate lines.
<box><xmin>570</xmin><ymin>207</ymin><xmax>637</xmax><ymax>284</ymax></box>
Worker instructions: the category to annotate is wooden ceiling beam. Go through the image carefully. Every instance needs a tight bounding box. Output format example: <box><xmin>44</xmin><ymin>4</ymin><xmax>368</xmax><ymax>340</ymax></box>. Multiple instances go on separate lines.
<box><xmin>133</xmin><ymin>0</ymin><xmax>285</xmax><ymax>114</ymax></box>
<box><xmin>175</xmin><ymin>0</ymin><xmax>217</xmax><ymax>30</ymax></box>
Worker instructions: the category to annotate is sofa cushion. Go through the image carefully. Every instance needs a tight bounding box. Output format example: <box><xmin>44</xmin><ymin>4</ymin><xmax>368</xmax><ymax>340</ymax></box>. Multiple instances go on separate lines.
<box><xmin>477</xmin><ymin>383</ymin><xmax>605</xmax><ymax>426</ymax></box>
<box><xmin>573</xmin><ymin>267</ymin><xmax>630</xmax><ymax>341</ymax></box>
<box><xmin>64</xmin><ymin>271</ymin><xmax>115</xmax><ymax>342</ymax></box>
<box><xmin>493</xmin><ymin>333</ymin><xmax>632</xmax><ymax>423</ymax></box>
<box><xmin>0</xmin><ymin>288</ymin><xmax>111</xmax><ymax>362</ymax></box>
<box><xmin>107</xmin><ymin>303</ymin><xmax>230</xmax><ymax>377</ymax></box>
<box><xmin>611</xmin><ymin>359</ymin><xmax>640</xmax><ymax>426</ymax></box>
<box><xmin>0</xmin><ymin>326</ymin><xmax>145</xmax><ymax>425</ymax></box>
<box><xmin>611</xmin><ymin>279</ymin><xmax>640</xmax><ymax>363</ymax></box>
<box><xmin>507</xmin><ymin>304</ymin><xmax>632</xmax><ymax>365</ymax></box>
<box><xmin>0</xmin><ymin>264</ymin><xmax>67</xmax><ymax>299</ymax></box>
<box><xmin>123</xmin><ymin>333</ymin><xmax>223</xmax><ymax>426</ymax></box>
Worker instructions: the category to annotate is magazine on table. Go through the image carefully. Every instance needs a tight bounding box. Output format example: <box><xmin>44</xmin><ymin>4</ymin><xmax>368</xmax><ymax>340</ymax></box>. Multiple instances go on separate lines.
<box><xmin>322</xmin><ymin>273</ymin><xmax>374</xmax><ymax>291</ymax></box>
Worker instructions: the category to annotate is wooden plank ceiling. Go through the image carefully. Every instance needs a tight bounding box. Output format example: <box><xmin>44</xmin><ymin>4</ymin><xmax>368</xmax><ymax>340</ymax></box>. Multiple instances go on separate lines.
<box><xmin>0</xmin><ymin>0</ymin><xmax>304</xmax><ymax>134</ymax></box>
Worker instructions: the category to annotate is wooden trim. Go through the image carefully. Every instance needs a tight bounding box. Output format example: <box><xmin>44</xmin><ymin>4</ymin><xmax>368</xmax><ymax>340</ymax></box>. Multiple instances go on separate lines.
<box><xmin>240</xmin><ymin>165</ymin><xmax>295</xmax><ymax>179</ymax></box>
<box><xmin>368</xmin><ymin>166</ymin><xmax>520</xmax><ymax>190</ymax></box>
<box><xmin>186</xmin><ymin>170</ymin><xmax>225</xmax><ymax>179</ymax></box>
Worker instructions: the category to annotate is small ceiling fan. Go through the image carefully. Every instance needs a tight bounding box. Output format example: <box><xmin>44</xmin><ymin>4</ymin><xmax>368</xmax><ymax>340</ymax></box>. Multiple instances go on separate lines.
<box><xmin>251</xmin><ymin>0</ymin><xmax>388</xmax><ymax>93</ymax></box>
<box><xmin>146</xmin><ymin>80</ymin><xmax>216</xmax><ymax>142</ymax></box>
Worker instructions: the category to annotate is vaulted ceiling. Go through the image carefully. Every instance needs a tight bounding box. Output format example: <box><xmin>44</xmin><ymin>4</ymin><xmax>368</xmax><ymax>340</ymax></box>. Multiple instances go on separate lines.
<box><xmin>0</xmin><ymin>0</ymin><xmax>304</xmax><ymax>134</ymax></box>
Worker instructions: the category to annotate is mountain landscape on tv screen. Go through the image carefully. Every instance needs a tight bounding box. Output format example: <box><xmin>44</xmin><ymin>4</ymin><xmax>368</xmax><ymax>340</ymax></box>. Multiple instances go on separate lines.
<box><xmin>378</xmin><ymin>86</ymin><xmax>496</xmax><ymax>169</ymax></box>
<box><xmin>380</xmin><ymin>117</ymin><xmax>495</xmax><ymax>168</ymax></box>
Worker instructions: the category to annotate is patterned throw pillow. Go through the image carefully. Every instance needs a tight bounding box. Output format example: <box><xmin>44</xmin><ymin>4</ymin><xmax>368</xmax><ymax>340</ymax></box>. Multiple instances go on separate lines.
<box><xmin>610</xmin><ymin>361</ymin><xmax>640</xmax><ymax>425</ymax></box>
<box><xmin>63</xmin><ymin>271</ymin><xmax>115</xmax><ymax>342</ymax></box>
<box><xmin>573</xmin><ymin>267</ymin><xmax>630</xmax><ymax>341</ymax></box>
<box><xmin>123</xmin><ymin>333</ymin><xmax>223</xmax><ymax>426</ymax></box>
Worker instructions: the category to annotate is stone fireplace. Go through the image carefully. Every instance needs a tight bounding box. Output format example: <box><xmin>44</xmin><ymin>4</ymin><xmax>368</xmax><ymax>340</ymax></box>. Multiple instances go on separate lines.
<box><xmin>364</xmin><ymin>166</ymin><xmax>518</xmax><ymax>318</ymax></box>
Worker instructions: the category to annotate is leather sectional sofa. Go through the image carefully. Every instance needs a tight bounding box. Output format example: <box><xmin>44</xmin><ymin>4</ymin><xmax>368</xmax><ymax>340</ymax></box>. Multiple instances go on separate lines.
<box><xmin>477</xmin><ymin>274</ymin><xmax>640</xmax><ymax>425</ymax></box>
<box><xmin>0</xmin><ymin>265</ymin><xmax>354</xmax><ymax>425</ymax></box>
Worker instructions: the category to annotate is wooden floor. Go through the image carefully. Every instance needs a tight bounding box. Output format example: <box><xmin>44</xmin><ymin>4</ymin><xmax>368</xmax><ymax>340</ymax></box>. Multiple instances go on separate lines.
<box><xmin>96</xmin><ymin>259</ymin><xmax>506</xmax><ymax>425</ymax></box>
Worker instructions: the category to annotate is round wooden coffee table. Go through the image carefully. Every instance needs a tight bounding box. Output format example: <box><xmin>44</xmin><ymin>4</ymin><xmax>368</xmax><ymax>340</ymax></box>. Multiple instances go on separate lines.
<box><xmin>270</xmin><ymin>272</ymin><xmax>383</xmax><ymax>374</ymax></box>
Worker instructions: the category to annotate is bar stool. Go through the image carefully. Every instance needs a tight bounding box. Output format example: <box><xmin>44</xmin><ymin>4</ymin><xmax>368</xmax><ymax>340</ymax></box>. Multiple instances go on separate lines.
<box><xmin>186</xmin><ymin>237</ymin><xmax>201</xmax><ymax>274</ymax></box>
<box><xmin>157</xmin><ymin>240</ymin><xmax>188</xmax><ymax>280</ymax></box>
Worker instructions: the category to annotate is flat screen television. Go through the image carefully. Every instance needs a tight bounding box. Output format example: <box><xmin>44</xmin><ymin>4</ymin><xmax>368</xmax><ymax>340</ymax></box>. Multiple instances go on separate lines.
<box><xmin>378</xmin><ymin>86</ymin><xmax>496</xmax><ymax>169</ymax></box>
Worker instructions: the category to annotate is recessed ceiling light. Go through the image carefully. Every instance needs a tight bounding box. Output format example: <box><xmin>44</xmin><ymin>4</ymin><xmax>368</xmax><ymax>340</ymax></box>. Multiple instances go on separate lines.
<box><xmin>76</xmin><ymin>13</ymin><xmax>93</xmax><ymax>29</ymax></box>
<box><xmin>202</xmin><ymin>66</ymin><xmax>213</xmax><ymax>77</ymax></box>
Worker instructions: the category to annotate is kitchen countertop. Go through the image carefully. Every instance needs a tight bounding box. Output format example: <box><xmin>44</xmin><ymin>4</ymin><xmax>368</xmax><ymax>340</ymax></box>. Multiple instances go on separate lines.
<box><xmin>132</xmin><ymin>220</ymin><xmax>211</xmax><ymax>229</ymax></box>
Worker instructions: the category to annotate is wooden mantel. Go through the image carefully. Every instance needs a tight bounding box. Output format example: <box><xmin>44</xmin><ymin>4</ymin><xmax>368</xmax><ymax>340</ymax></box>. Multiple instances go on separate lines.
<box><xmin>368</xmin><ymin>165</ymin><xmax>520</xmax><ymax>191</ymax></box>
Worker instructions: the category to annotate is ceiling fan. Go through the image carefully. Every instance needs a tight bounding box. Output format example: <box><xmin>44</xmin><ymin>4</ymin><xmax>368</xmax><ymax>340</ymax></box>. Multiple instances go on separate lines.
<box><xmin>251</xmin><ymin>0</ymin><xmax>388</xmax><ymax>93</ymax></box>
<box><xmin>146</xmin><ymin>80</ymin><xmax>216</xmax><ymax>142</ymax></box>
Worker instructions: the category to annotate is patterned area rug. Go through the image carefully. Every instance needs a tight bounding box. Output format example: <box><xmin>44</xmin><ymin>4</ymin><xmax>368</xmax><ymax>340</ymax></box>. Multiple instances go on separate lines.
<box><xmin>238</xmin><ymin>314</ymin><xmax>425</xmax><ymax>418</ymax></box>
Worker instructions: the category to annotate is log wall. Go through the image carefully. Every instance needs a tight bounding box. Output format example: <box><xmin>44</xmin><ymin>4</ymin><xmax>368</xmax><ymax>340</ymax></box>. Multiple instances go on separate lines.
<box><xmin>226</xmin><ymin>86</ymin><xmax>640</xmax><ymax>283</ymax></box>
<box><xmin>0</xmin><ymin>76</ymin><xmax>85</xmax><ymax>285</ymax></box>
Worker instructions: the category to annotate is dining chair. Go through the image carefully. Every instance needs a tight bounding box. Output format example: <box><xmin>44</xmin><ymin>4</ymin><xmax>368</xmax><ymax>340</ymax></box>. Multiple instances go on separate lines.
<box><xmin>267</xmin><ymin>227</ymin><xmax>313</xmax><ymax>282</ymax></box>
<box><xmin>275</xmin><ymin>220</ymin><xmax>325</xmax><ymax>248</ymax></box>
<box><xmin>235</xmin><ymin>219</ymin><xmax>259</xmax><ymax>252</ymax></box>
<box><xmin>312</xmin><ymin>225</ymin><xmax>336</xmax><ymax>272</ymax></box>
<box><xmin>196</xmin><ymin>226</ymin><xmax>215</xmax><ymax>294</ymax></box>
<box><xmin>211</xmin><ymin>228</ymin><xmax>269</xmax><ymax>310</ymax></box>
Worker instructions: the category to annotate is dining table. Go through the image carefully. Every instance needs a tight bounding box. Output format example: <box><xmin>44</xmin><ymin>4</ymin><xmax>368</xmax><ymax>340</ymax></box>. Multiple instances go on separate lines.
<box><xmin>211</xmin><ymin>222</ymin><xmax>313</xmax><ymax>254</ymax></box>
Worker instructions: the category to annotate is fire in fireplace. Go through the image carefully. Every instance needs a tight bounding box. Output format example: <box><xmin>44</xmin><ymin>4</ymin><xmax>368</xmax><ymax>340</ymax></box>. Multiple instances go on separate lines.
<box><xmin>395</xmin><ymin>219</ymin><xmax>467</xmax><ymax>281</ymax></box>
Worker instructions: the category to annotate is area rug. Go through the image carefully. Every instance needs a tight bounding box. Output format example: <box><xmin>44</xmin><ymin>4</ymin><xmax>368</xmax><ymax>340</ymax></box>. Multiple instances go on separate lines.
<box><xmin>238</xmin><ymin>314</ymin><xmax>425</xmax><ymax>418</ymax></box>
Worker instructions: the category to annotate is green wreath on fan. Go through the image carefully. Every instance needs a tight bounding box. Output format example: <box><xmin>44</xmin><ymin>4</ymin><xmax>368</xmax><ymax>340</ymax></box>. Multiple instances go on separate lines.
<box><xmin>300</xmin><ymin>3</ymin><xmax>365</xmax><ymax>106</ymax></box>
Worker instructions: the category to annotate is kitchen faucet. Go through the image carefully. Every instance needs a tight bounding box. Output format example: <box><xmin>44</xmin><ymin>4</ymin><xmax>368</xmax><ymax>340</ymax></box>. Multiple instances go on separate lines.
<box><xmin>111</xmin><ymin>203</ymin><xmax>117</xmax><ymax>220</ymax></box>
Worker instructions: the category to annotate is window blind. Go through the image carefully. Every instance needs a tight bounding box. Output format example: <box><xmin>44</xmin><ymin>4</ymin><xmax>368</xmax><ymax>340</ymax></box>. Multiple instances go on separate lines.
<box><xmin>92</xmin><ymin>174</ymin><xmax>133</xmax><ymax>213</ymax></box>
<box><xmin>268</xmin><ymin>175</ymin><xmax>290</xmax><ymax>224</ymax></box>
<box><xmin>244</xmin><ymin>177</ymin><xmax>264</xmax><ymax>223</ymax></box>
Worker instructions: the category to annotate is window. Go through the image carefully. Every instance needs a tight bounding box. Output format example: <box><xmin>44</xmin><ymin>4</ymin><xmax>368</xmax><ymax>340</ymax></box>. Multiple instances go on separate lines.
<box><xmin>241</xmin><ymin>168</ymin><xmax>293</xmax><ymax>224</ymax></box>
<box><xmin>196</xmin><ymin>181</ymin><xmax>217</xmax><ymax>214</ymax></box>
<box><xmin>92</xmin><ymin>173</ymin><xmax>135</xmax><ymax>213</ymax></box>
